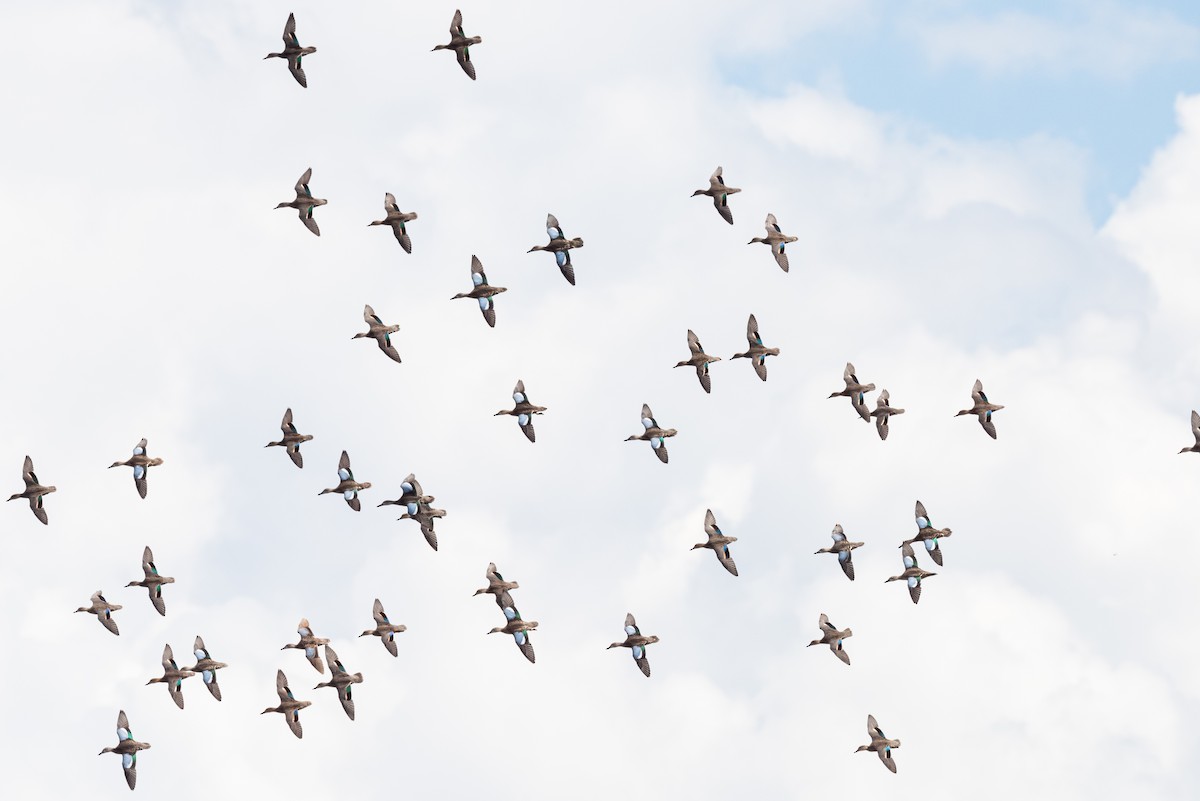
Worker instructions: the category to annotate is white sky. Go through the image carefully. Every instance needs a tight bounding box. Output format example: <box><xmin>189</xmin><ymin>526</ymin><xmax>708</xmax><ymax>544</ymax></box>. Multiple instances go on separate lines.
<box><xmin>0</xmin><ymin>1</ymin><xmax>1197</xmax><ymax>798</ymax></box>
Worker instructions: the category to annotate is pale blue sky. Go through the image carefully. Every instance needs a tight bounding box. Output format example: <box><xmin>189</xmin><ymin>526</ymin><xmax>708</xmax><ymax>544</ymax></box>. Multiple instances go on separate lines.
<box><xmin>720</xmin><ymin>0</ymin><xmax>1200</xmax><ymax>220</ymax></box>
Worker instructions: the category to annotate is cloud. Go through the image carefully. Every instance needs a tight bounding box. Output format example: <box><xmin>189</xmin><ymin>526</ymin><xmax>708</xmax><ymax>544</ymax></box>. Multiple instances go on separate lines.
<box><xmin>1</xmin><ymin>1</ymin><xmax>1198</xmax><ymax>799</ymax></box>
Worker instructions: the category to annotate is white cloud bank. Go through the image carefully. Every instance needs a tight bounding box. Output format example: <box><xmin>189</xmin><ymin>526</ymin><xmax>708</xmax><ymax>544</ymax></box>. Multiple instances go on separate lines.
<box><xmin>0</xmin><ymin>1</ymin><xmax>1197</xmax><ymax>799</ymax></box>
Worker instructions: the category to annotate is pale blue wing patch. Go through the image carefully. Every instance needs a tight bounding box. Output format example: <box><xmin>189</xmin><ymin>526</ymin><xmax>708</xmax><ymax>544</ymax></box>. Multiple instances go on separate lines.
<box><xmin>472</xmin><ymin>272</ymin><xmax>484</xmax><ymax>286</ymax></box>
<box><xmin>133</xmin><ymin>465</ymin><xmax>145</xmax><ymax>479</ymax></box>
<box><xmin>632</xmin><ymin>645</ymin><xmax>644</xmax><ymax>659</ymax></box>
<box><xmin>343</xmin><ymin>489</ymin><xmax>356</xmax><ymax>501</ymax></box>
<box><xmin>547</xmin><ymin>225</ymin><xmax>561</xmax><ymax>238</ymax></box>
<box><xmin>555</xmin><ymin>251</ymin><xmax>567</xmax><ymax>267</ymax></box>
<box><xmin>305</xmin><ymin>646</ymin><xmax>316</xmax><ymax>658</ymax></box>
<box><xmin>406</xmin><ymin>502</ymin><xmax>418</xmax><ymax>515</ymax></box>
<box><xmin>832</xmin><ymin>530</ymin><xmax>846</xmax><ymax>542</ymax></box>
<box><xmin>903</xmin><ymin>554</ymin><xmax>915</xmax><ymax>569</ymax></box>
<box><xmin>118</xmin><ymin>727</ymin><xmax>132</xmax><ymax>741</ymax></box>
<box><xmin>478</xmin><ymin>297</ymin><xmax>490</xmax><ymax>310</ymax></box>
<box><xmin>916</xmin><ymin>516</ymin><xmax>930</xmax><ymax>528</ymax></box>
<box><xmin>400</xmin><ymin>482</ymin><xmax>414</xmax><ymax>494</ymax></box>
<box><xmin>518</xmin><ymin>413</ymin><xmax>529</xmax><ymax>426</ymax></box>
<box><xmin>122</xmin><ymin>753</ymin><xmax>134</xmax><ymax>769</ymax></box>
<box><xmin>194</xmin><ymin>649</ymin><xmax>206</xmax><ymax>660</ymax></box>
<box><xmin>133</xmin><ymin>447</ymin><xmax>145</xmax><ymax>456</ymax></box>
<box><xmin>514</xmin><ymin>631</ymin><xmax>526</xmax><ymax>645</ymax></box>
<box><xmin>338</xmin><ymin>468</ymin><xmax>350</xmax><ymax>481</ymax></box>
<box><xmin>641</xmin><ymin>417</ymin><xmax>653</xmax><ymax>429</ymax></box>
<box><xmin>907</xmin><ymin>576</ymin><xmax>919</xmax><ymax>588</ymax></box>
<box><xmin>503</xmin><ymin>606</ymin><xmax>517</xmax><ymax>621</ymax></box>
<box><xmin>925</xmin><ymin>539</ymin><xmax>937</xmax><ymax>551</ymax></box>
<box><xmin>203</xmin><ymin>669</ymin><xmax>214</xmax><ymax>684</ymax></box>
<box><xmin>624</xmin><ymin>625</ymin><xmax>637</xmax><ymax>636</ymax></box>
<box><xmin>651</xmin><ymin>437</ymin><xmax>662</xmax><ymax>448</ymax></box>
<box><xmin>298</xmin><ymin>626</ymin><xmax>311</xmax><ymax>636</ymax></box>
<box><xmin>513</xmin><ymin>391</ymin><xmax>525</xmax><ymax>403</ymax></box>
<box><xmin>838</xmin><ymin>551</ymin><xmax>849</xmax><ymax>562</ymax></box>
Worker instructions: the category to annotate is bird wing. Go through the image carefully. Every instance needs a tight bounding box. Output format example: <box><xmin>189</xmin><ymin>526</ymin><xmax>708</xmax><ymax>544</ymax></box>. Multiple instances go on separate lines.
<box><xmin>876</xmin><ymin>414</ymin><xmax>889</xmax><ymax>440</ymax></box>
<box><xmin>518</xmin><ymin>637</ymin><xmax>536</xmax><ymax>664</ymax></box>
<box><xmin>392</xmin><ymin>222</ymin><xmax>413</xmax><ymax>253</ymax></box>
<box><xmin>546</xmin><ymin>213</ymin><xmax>563</xmax><ymax>240</ymax></box>
<box><xmin>141</xmin><ymin>546</ymin><xmax>157</xmax><ymax>577</ymax></box>
<box><xmin>624</xmin><ymin>612</ymin><xmax>639</xmax><ymax>634</ymax></box>
<box><xmin>384</xmin><ymin>193</ymin><xmax>399</xmax><ymax>213</ymax></box>
<box><xmin>99</xmin><ymin>609</ymin><xmax>120</xmax><ymax>635</ymax></box>
<box><xmin>641</xmin><ymin>403</ymin><xmax>656</xmax><ymax>427</ymax></box>
<box><xmin>636</xmin><ymin>653</ymin><xmax>651</xmax><ymax>677</ymax></box>
<box><xmin>704</xmin><ymin>508</ymin><xmax>718</xmax><ymax>536</ymax></box>
<box><xmin>338</xmin><ymin>450</ymin><xmax>352</xmax><ymax>475</ymax></box>
<box><xmin>281</xmin><ymin>407</ymin><xmax>295</xmax><ymax>432</ymax></box>
<box><xmin>697</xmin><ymin>365</ymin><xmax>712</xmax><ymax>393</ymax></box>
<box><xmin>21</xmin><ymin>455</ymin><xmax>35</xmax><ymax>484</ymax></box>
<box><xmin>908</xmin><ymin>580</ymin><xmax>922</xmax><ymax>604</ymax></box>
<box><xmin>450</xmin><ymin>9</ymin><xmax>465</xmax><ymax>35</ymax></box>
<box><xmin>162</xmin><ymin>643</ymin><xmax>177</xmax><ymax>671</ymax></box>
<box><xmin>718</xmin><ymin>545</ymin><xmax>738</xmax><ymax>576</ymax></box>
<box><xmin>300</xmin><ymin>205</ymin><xmax>320</xmax><ymax>235</ymax></box>
<box><xmin>470</xmin><ymin>255</ymin><xmax>487</xmax><ymax>284</ymax></box>
<box><xmin>376</xmin><ymin>334</ymin><xmax>402</xmax><ymax>363</ymax></box>
<box><xmin>286</xmin><ymin>709</ymin><xmax>304</xmax><ymax>738</ymax></box>
<box><xmin>556</xmin><ymin>249</ymin><xmax>576</xmax><ymax>285</ymax></box>
<box><xmin>287</xmin><ymin>446</ymin><xmax>304</xmax><ymax>468</ymax></box>
<box><xmin>295</xmin><ymin>168</ymin><xmax>313</xmax><ymax>196</ymax></box>
<box><xmin>364</xmin><ymin>304</ymin><xmax>382</xmax><ymax>325</ymax></box>
<box><xmin>29</xmin><ymin>496</ymin><xmax>47</xmax><ymax>525</ymax></box>
<box><xmin>123</xmin><ymin>755</ymin><xmax>138</xmax><ymax>790</ymax></box>
<box><xmin>373</xmin><ymin>599</ymin><xmax>389</xmax><ymax>626</ymax></box>
<box><xmin>714</xmin><ymin>195</ymin><xmax>734</xmax><ymax>224</ymax></box>
<box><xmin>422</xmin><ymin>523</ymin><xmax>439</xmax><ymax>551</ymax></box>
<box><xmin>338</xmin><ymin>684</ymin><xmax>356</xmax><ymax>720</ymax></box>
<box><xmin>746</xmin><ymin>314</ymin><xmax>761</xmax><ymax>346</ymax></box>
<box><xmin>383</xmin><ymin>633</ymin><xmax>399</xmax><ymax>657</ymax></box>
<box><xmin>754</xmin><ymin>355</ymin><xmax>768</xmax><ymax>381</ymax></box>
<box><xmin>480</xmin><ymin>298</ymin><xmax>496</xmax><ymax>328</ymax></box>
<box><xmin>686</xmin><ymin>329</ymin><xmax>703</xmax><ymax>355</ymax></box>
<box><xmin>117</xmin><ymin>710</ymin><xmax>132</xmax><ymax>738</ymax></box>
<box><xmin>283</xmin><ymin>12</ymin><xmax>298</xmax><ymax>46</ymax></box>
<box><xmin>765</xmin><ymin>213</ymin><xmax>780</xmax><ymax>231</ymax></box>
<box><xmin>287</xmin><ymin>55</ymin><xmax>308</xmax><ymax>88</ymax></box>
<box><xmin>979</xmin><ymin>412</ymin><xmax>998</xmax><ymax>439</ymax></box>
<box><xmin>1192</xmin><ymin>410</ymin><xmax>1200</xmax><ymax>441</ymax></box>
<box><xmin>150</xmin><ymin>585</ymin><xmax>166</xmax><ymax>616</ymax></box>
<box><xmin>834</xmin><ymin>644</ymin><xmax>851</xmax><ymax>666</ymax></box>
<box><xmin>520</xmin><ymin>418</ymin><xmax>537</xmax><ymax>443</ymax></box>
<box><xmin>456</xmin><ymin>47</ymin><xmax>476</xmax><ymax>80</ymax></box>
<box><xmin>655</xmin><ymin>439</ymin><xmax>669</xmax><ymax>463</ymax></box>
<box><xmin>772</xmin><ymin>240</ymin><xmax>790</xmax><ymax>272</ymax></box>
<box><xmin>831</xmin><ymin>524</ymin><xmax>845</xmax><ymax>542</ymax></box>
<box><xmin>819</xmin><ymin>613</ymin><xmax>835</xmax><ymax>632</ymax></box>
<box><xmin>839</xmin><ymin>551</ymin><xmax>855</xmax><ymax>581</ymax></box>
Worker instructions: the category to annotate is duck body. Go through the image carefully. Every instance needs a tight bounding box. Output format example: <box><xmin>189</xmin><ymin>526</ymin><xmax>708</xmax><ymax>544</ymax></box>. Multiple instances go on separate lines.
<box><xmin>731</xmin><ymin>314</ymin><xmax>779</xmax><ymax>381</ymax></box>
<box><xmin>691</xmin><ymin>165</ymin><xmax>740</xmax><ymax>224</ymax></box>
<box><xmin>99</xmin><ymin>710</ymin><xmax>151</xmax><ymax>791</ymax></box>
<box><xmin>7</xmin><ymin>455</ymin><xmax>55</xmax><ymax>524</ymax></box>
<box><xmin>109</xmin><ymin>438</ymin><xmax>163</xmax><ymax>499</ymax></box>
<box><xmin>856</xmin><ymin>714</ymin><xmax>901</xmax><ymax>773</ymax></box>
<box><xmin>359</xmin><ymin>598</ymin><xmax>407</xmax><ymax>657</ymax></box>
<box><xmin>369</xmin><ymin>193</ymin><xmax>418</xmax><ymax>253</ymax></box>
<box><xmin>145</xmin><ymin>643</ymin><xmax>196</xmax><ymax>710</ymax></box>
<box><xmin>828</xmin><ymin>362</ymin><xmax>875</xmax><ymax>421</ymax></box>
<box><xmin>125</xmin><ymin>545</ymin><xmax>174</xmax><ymax>616</ymax></box>
<box><xmin>190</xmin><ymin>636</ymin><xmax>228</xmax><ymax>701</ymax></box>
<box><xmin>814</xmin><ymin>523</ymin><xmax>863</xmax><ymax>581</ymax></box>
<box><xmin>607</xmin><ymin>613</ymin><xmax>659</xmax><ymax>677</ymax></box>
<box><xmin>262</xmin><ymin>669</ymin><xmax>312</xmax><ymax>738</ymax></box>
<box><xmin>264</xmin><ymin>13</ymin><xmax>317</xmax><ymax>87</ymax></box>
<box><xmin>955</xmin><ymin>378</ymin><xmax>1005</xmax><ymax>439</ymax></box>
<box><xmin>747</xmin><ymin>213</ymin><xmax>797</xmax><ymax>272</ymax></box>
<box><xmin>266</xmin><ymin>407</ymin><xmax>313</xmax><ymax>468</ymax></box>
<box><xmin>495</xmin><ymin>379</ymin><xmax>547</xmax><ymax>442</ymax></box>
<box><xmin>473</xmin><ymin>562</ymin><xmax>520</xmax><ymax>610</ymax></box>
<box><xmin>528</xmin><ymin>213</ymin><xmax>583</xmax><ymax>285</ymax></box>
<box><xmin>76</xmin><ymin>590</ymin><xmax>122</xmax><ymax>635</ymax></box>
<box><xmin>675</xmin><ymin>329</ymin><xmax>721</xmax><ymax>393</ymax></box>
<box><xmin>377</xmin><ymin>473</ymin><xmax>435</xmax><ymax>514</ymax></box>
<box><xmin>314</xmin><ymin>645</ymin><xmax>363</xmax><ymax>720</ymax></box>
<box><xmin>398</xmin><ymin>501</ymin><xmax>446</xmax><ymax>550</ymax></box>
<box><xmin>870</xmin><ymin>389</ymin><xmax>905</xmax><ymax>439</ymax></box>
<box><xmin>488</xmin><ymin>605</ymin><xmax>537</xmax><ymax>663</ymax></box>
<box><xmin>692</xmin><ymin>508</ymin><xmax>739</xmax><ymax>576</ymax></box>
<box><xmin>885</xmin><ymin>543</ymin><xmax>937</xmax><ymax>604</ymax></box>
<box><xmin>625</xmin><ymin>403</ymin><xmax>677</xmax><ymax>463</ymax></box>
<box><xmin>902</xmin><ymin>500</ymin><xmax>952</xmax><ymax>566</ymax></box>
<box><xmin>807</xmin><ymin>613</ymin><xmax>852</xmax><ymax>665</ymax></box>
<box><xmin>318</xmin><ymin>450</ymin><xmax>371</xmax><ymax>511</ymax></box>
<box><xmin>281</xmin><ymin>618</ymin><xmax>331</xmax><ymax>674</ymax></box>
<box><xmin>352</xmin><ymin>304</ymin><xmax>402</xmax><ymax>363</ymax></box>
<box><xmin>452</xmin><ymin>255</ymin><xmax>507</xmax><ymax>327</ymax></box>
<box><xmin>433</xmin><ymin>10</ymin><xmax>482</xmax><ymax>80</ymax></box>
<box><xmin>274</xmin><ymin>168</ymin><xmax>326</xmax><ymax>236</ymax></box>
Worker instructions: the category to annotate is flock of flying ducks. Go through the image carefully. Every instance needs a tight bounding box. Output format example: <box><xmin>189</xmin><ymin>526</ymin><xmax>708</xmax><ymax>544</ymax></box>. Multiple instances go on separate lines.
<box><xmin>15</xmin><ymin>8</ymin><xmax>1200</xmax><ymax>792</ymax></box>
